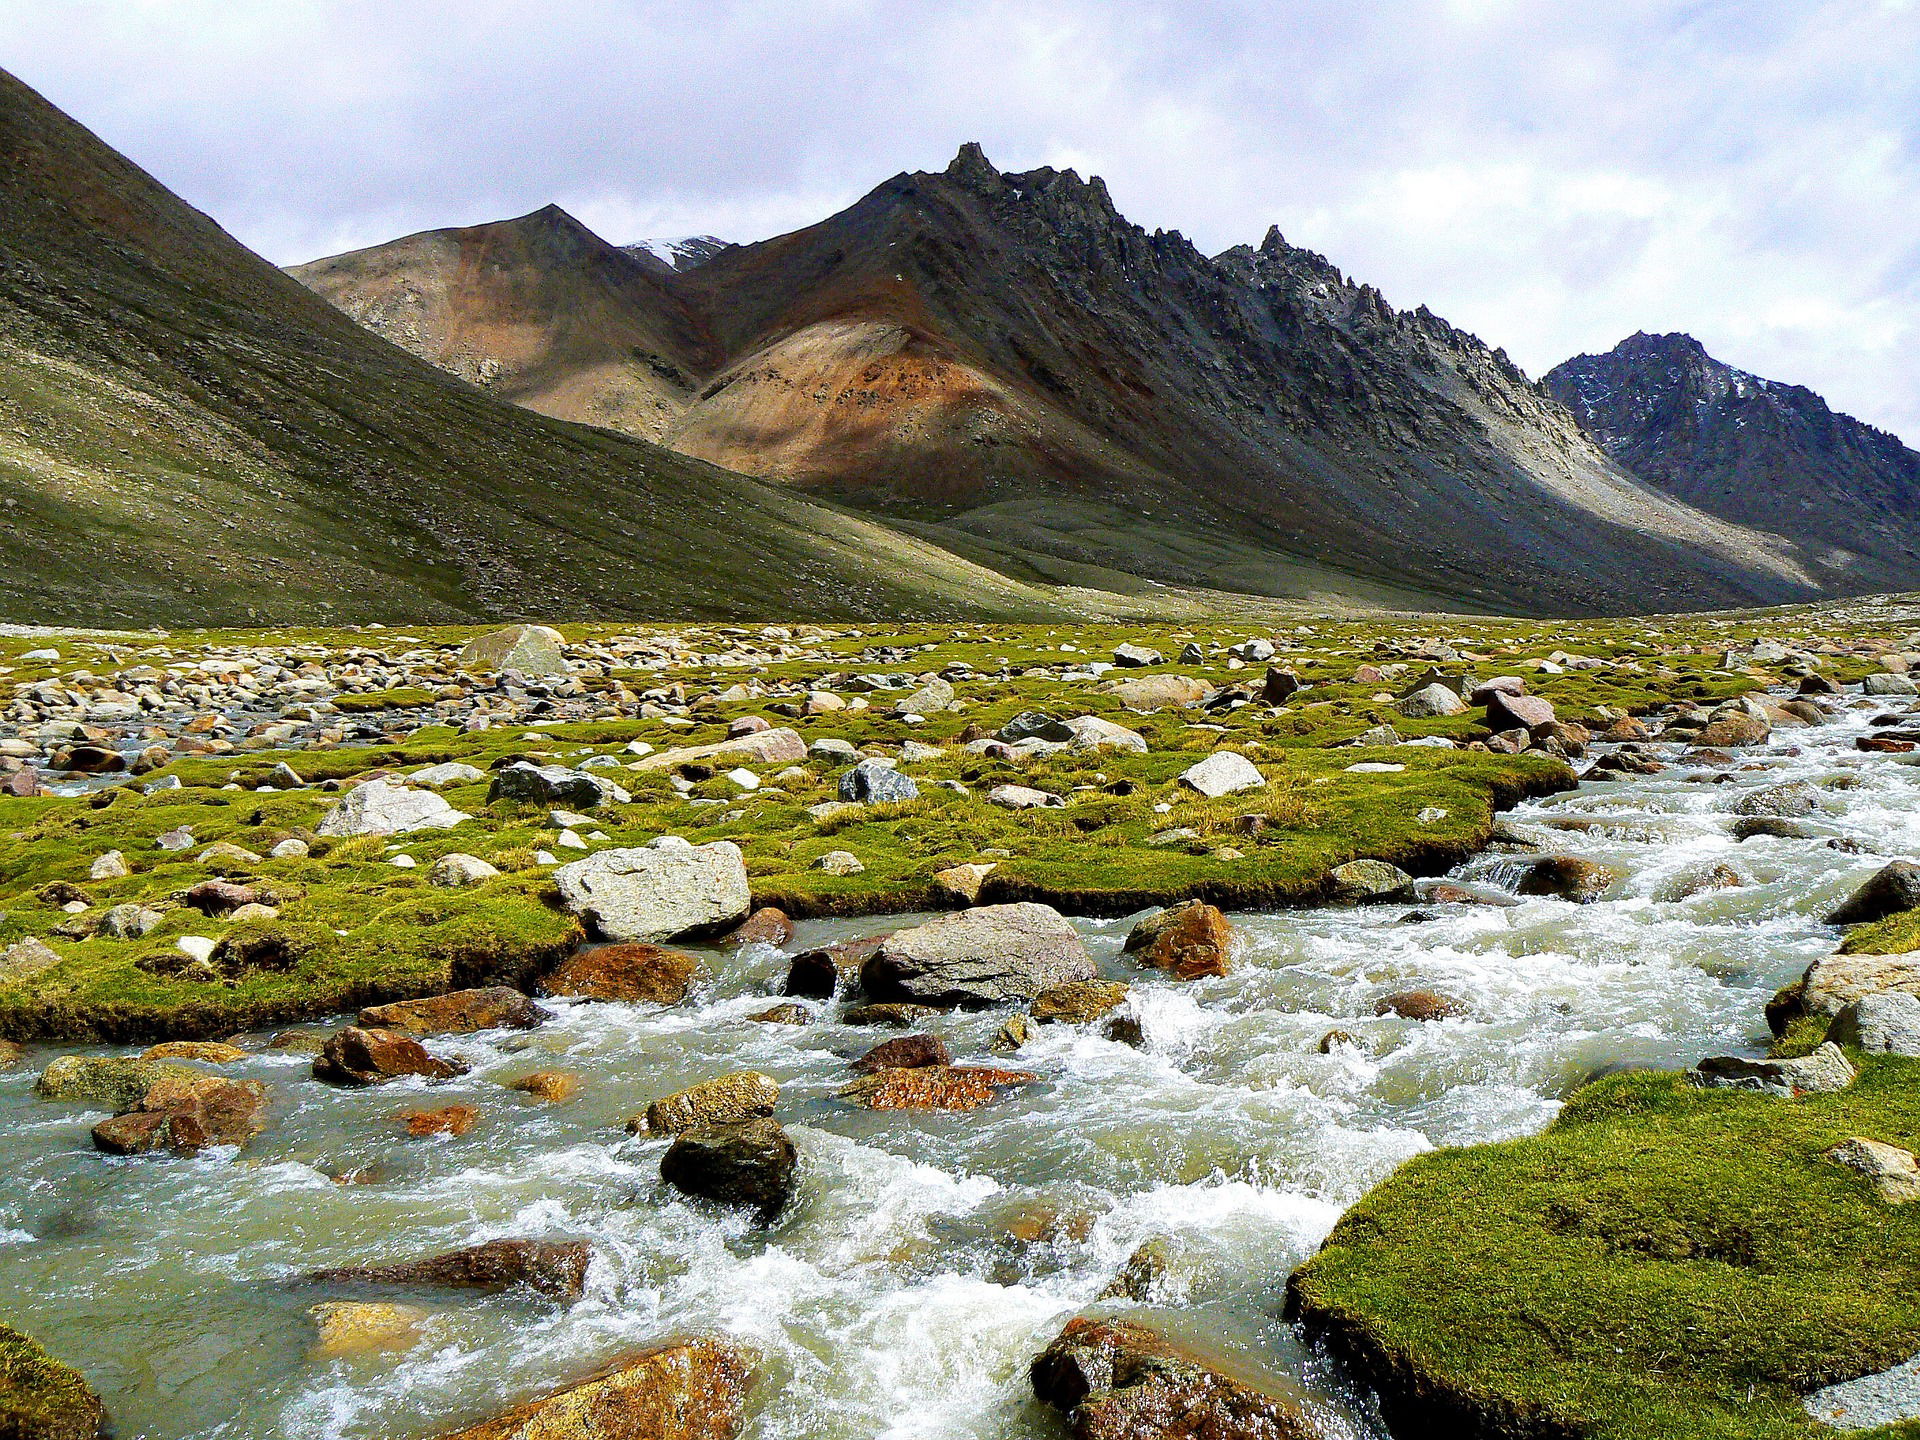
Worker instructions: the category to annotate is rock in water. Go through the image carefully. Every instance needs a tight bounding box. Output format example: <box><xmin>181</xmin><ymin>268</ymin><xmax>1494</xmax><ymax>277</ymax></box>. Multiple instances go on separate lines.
<box><xmin>312</xmin><ymin>1027</ymin><xmax>469</xmax><ymax>1086</ymax></box>
<box><xmin>553</xmin><ymin>842</ymin><xmax>750</xmax><ymax>942</ymax></box>
<box><xmin>723</xmin><ymin>907</ymin><xmax>794</xmax><ymax>948</ymax></box>
<box><xmin>307</xmin><ymin>1301</ymin><xmax>427</xmax><ymax>1357</ymax></box>
<box><xmin>358</xmin><ymin>987</ymin><xmax>550</xmax><ymax>1036</ymax></box>
<box><xmin>34</xmin><ymin>1056</ymin><xmax>199</xmax><ymax>1109</ymax></box>
<box><xmin>456</xmin><ymin>624</ymin><xmax>569</xmax><ymax>677</ymax></box>
<box><xmin>1031</xmin><ymin>1315</ymin><xmax>1319</xmax><ymax>1440</ymax></box>
<box><xmin>1829</xmin><ymin>861</ymin><xmax>1920</xmax><ymax>925</ymax></box>
<box><xmin>0</xmin><ymin>1319</ymin><xmax>109</xmax><ymax>1440</ymax></box>
<box><xmin>850</xmin><ymin>1034</ymin><xmax>952</xmax><ymax>1072</ymax></box>
<box><xmin>542</xmin><ymin>943</ymin><xmax>704</xmax><ymax>1004</ymax></box>
<box><xmin>1516</xmin><ymin>855</ymin><xmax>1618</xmax><ymax>904</ymax></box>
<box><xmin>1486</xmin><ymin>691</ymin><xmax>1556</xmax><ymax>731</ymax></box>
<box><xmin>304</xmin><ymin>1238</ymin><xmax>592</xmax><ymax>1300</ymax></box>
<box><xmin>1327</xmin><ymin>859</ymin><xmax>1416</xmax><ymax>903</ymax></box>
<box><xmin>315</xmin><ymin>779</ymin><xmax>470</xmax><ymax>837</ymax></box>
<box><xmin>660</xmin><ymin>1119</ymin><xmax>797</xmax><ymax>1224</ymax></box>
<box><xmin>1031</xmin><ymin>980</ymin><xmax>1131</xmax><ymax>1024</ymax></box>
<box><xmin>1735</xmin><ymin>781</ymin><xmax>1822</xmax><ymax>819</ymax></box>
<box><xmin>1375</xmin><ymin>990</ymin><xmax>1465</xmax><ymax>1021</ymax></box>
<box><xmin>862</xmin><ymin>903</ymin><xmax>1095</xmax><ymax>1008</ymax></box>
<box><xmin>838</xmin><ymin>1065</ymin><xmax>1038</xmax><ymax>1111</ymax></box>
<box><xmin>1124</xmin><ymin>901</ymin><xmax>1236</xmax><ymax>980</ymax></box>
<box><xmin>429</xmin><ymin>1336</ymin><xmax>756</xmax><ymax>1440</ymax></box>
<box><xmin>91</xmin><ymin>1073</ymin><xmax>271</xmax><ymax>1156</ymax></box>
<box><xmin>629</xmin><ymin>1073</ymin><xmax>780</xmax><ymax>1136</ymax></box>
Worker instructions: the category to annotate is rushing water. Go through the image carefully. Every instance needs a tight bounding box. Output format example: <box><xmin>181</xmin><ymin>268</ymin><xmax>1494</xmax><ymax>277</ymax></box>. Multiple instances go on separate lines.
<box><xmin>5</xmin><ymin>697</ymin><xmax>1917</xmax><ymax>1439</ymax></box>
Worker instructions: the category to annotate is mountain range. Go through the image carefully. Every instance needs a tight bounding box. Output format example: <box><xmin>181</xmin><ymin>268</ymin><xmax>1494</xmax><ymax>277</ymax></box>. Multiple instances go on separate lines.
<box><xmin>1</xmin><ymin>61</ymin><xmax>1908</xmax><ymax>626</ymax></box>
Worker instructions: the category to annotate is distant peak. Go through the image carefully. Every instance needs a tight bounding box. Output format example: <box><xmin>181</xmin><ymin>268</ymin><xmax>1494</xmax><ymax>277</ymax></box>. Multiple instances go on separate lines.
<box><xmin>945</xmin><ymin>141</ymin><xmax>1000</xmax><ymax>188</ymax></box>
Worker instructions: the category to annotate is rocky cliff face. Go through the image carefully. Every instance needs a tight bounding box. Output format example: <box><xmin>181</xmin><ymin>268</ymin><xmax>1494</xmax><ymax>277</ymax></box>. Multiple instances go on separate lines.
<box><xmin>1546</xmin><ymin>333</ymin><xmax>1920</xmax><ymax>591</ymax></box>
<box><xmin>292</xmin><ymin>144</ymin><xmax>1825</xmax><ymax>615</ymax></box>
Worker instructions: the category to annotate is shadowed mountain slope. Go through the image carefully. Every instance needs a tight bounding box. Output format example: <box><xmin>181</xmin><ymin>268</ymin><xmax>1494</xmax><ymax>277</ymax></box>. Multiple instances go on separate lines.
<box><xmin>0</xmin><ymin>70</ymin><xmax>1111</xmax><ymax>626</ymax></box>
<box><xmin>295</xmin><ymin>143</ymin><xmax>1823</xmax><ymax>616</ymax></box>
<box><xmin>1546</xmin><ymin>332</ymin><xmax>1920</xmax><ymax>592</ymax></box>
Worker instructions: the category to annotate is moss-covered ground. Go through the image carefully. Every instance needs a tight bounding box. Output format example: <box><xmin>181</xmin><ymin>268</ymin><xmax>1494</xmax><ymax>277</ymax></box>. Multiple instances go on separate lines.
<box><xmin>0</xmin><ymin>606</ymin><xmax>1896</xmax><ymax>1042</ymax></box>
<box><xmin>1288</xmin><ymin>1054</ymin><xmax>1920</xmax><ymax>1440</ymax></box>
<box><xmin>0</xmin><ymin>1318</ymin><xmax>105</xmax><ymax>1440</ymax></box>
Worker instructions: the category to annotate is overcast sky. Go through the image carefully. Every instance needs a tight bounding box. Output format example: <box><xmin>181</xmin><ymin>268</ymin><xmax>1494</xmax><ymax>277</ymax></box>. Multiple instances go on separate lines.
<box><xmin>7</xmin><ymin>0</ymin><xmax>1918</xmax><ymax>438</ymax></box>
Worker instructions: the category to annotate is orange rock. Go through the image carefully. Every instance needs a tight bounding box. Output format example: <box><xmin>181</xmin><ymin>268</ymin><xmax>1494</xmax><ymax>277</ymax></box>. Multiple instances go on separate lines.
<box><xmin>400</xmin><ymin>1104</ymin><xmax>478</xmax><ymax>1137</ymax></box>
<box><xmin>430</xmin><ymin>1336</ymin><xmax>755</xmax><ymax>1440</ymax></box>
<box><xmin>506</xmin><ymin>1070</ymin><xmax>579</xmax><ymax>1103</ymax></box>
<box><xmin>1123</xmin><ymin>900</ymin><xmax>1233</xmax><ymax>980</ymax></box>
<box><xmin>839</xmin><ymin>1065</ymin><xmax>1037</xmax><ymax>1111</ymax></box>
<box><xmin>542</xmin><ymin>942</ymin><xmax>703</xmax><ymax>1004</ymax></box>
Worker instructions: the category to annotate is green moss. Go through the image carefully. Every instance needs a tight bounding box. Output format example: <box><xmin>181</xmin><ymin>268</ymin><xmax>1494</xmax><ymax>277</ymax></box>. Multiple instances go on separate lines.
<box><xmin>1841</xmin><ymin>911</ymin><xmax>1920</xmax><ymax>956</ymax></box>
<box><xmin>0</xmin><ymin>1319</ymin><xmax>107</xmax><ymax>1440</ymax></box>
<box><xmin>1288</xmin><ymin>1061</ymin><xmax>1920</xmax><ymax>1440</ymax></box>
<box><xmin>331</xmin><ymin>686</ymin><xmax>440</xmax><ymax>712</ymax></box>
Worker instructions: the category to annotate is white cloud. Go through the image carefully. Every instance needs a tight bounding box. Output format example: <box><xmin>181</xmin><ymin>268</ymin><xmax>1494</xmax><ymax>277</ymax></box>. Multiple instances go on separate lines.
<box><xmin>3</xmin><ymin>0</ymin><xmax>1917</xmax><ymax>435</ymax></box>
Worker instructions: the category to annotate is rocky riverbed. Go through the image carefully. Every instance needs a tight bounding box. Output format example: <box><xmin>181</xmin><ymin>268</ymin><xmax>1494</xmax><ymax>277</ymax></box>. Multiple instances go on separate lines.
<box><xmin>3</xmin><ymin>605</ymin><xmax>1920</xmax><ymax>1438</ymax></box>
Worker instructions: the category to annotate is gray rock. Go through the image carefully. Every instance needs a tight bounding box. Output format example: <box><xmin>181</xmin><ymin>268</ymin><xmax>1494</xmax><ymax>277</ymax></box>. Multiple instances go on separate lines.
<box><xmin>986</xmin><ymin>784</ymin><xmax>1061</xmax><ymax>809</ymax></box>
<box><xmin>1829</xmin><ymin>861</ymin><xmax>1920</xmax><ymax>925</ymax></box>
<box><xmin>89</xmin><ymin>850</ymin><xmax>129</xmax><ymax>880</ymax></box>
<box><xmin>809</xmin><ymin>737</ymin><xmax>860</xmax><ymax>762</ymax></box>
<box><xmin>1735</xmin><ymin>781</ymin><xmax>1823</xmax><ymax>819</ymax></box>
<box><xmin>1112</xmin><ymin>643</ymin><xmax>1163</xmax><ymax>667</ymax></box>
<box><xmin>428</xmin><ymin>853</ymin><xmax>500</xmax><ymax>888</ymax></box>
<box><xmin>1328</xmin><ymin>859</ymin><xmax>1415</xmax><ymax>902</ymax></box>
<box><xmin>1690</xmin><ymin>1042</ymin><xmax>1856</xmax><ymax>1095</ymax></box>
<box><xmin>839</xmin><ymin>760</ymin><xmax>919</xmax><ymax>805</ymax></box>
<box><xmin>999</xmin><ymin>711</ymin><xmax>1072</xmax><ymax>743</ymax></box>
<box><xmin>1177</xmin><ymin>751</ymin><xmax>1264</xmax><ymax>798</ymax></box>
<box><xmin>896</xmin><ymin>676</ymin><xmax>955</xmax><ymax>715</ymax></box>
<box><xmin>0</xmin><ymin>936</ymin><xmax>61</xmax><ymax>985</ymax></box>
<box><xmin>315</xmin><ymin>780</ymin><xmax>470</xmax><ymax>837</ymax></box>
<box><xmin>411</xmin><ymin>761</ymin><xmax>486</xmax><ymax>788</ymax></box>
<box><xmin>1395</xmin><ymin>683</ymin><xmax>1467</xmax><ymax>718</ymax></box>
<box><xmin>98</xmin><ymin>903</ymin><xmax>164</xmax><ymax>939</ymax></box>
<box><xmin>1062</xmin><ymin>715</ymin><xmax>1147</xmax><ymax>754</ymax></box>
<box><xmin>457</xmin><ymin>624</ymin><xmax>568</xmax><ymax>677</ymax></box>
<box><xmin>553</xmin><ymin>841</ymin><xmax>750</xmax><ymax>942</ymax></box>
<box><xmin>1864</xmin><ymin>673</ymin><xmax>1919</xmax><ymax>696</ymax></box>
<box><xmin>1227</xmin><ymin>638</ymin><xmax>1275</xmax><ymax>662</ymax></box>
<box><xmin>488</xmin><ymin>762</ymin><xmax>630</xmax><ymax>809</ymax></box>
<box><xmin>155</xmin><ymin>825</ymin><xmax>194</xmax><ymax>850</ymax></box>
<box><xmin>862</xmin><ymin>902</ymin><xmax>1095</xmax><ymax>1008</ymax></box>
<box><xmin>1827</xmin><ymin>992</ymin><xmax>1920</xmax><ymax>1056</ymax></box>
<box><xmin>1353</xmin><ymin>723</ymin><xmax>1402</xmax><ymax>747</ymax></box>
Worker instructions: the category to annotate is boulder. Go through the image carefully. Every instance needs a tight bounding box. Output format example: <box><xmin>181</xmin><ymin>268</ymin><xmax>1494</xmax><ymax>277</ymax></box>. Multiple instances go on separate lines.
<box><xmin>812</xmin><ymin>850</ymin><xmax>864</xmax><ymax>875</ymax></box>
<box><xmin>359</xmin><ymin>987</ymin><xmax>549</xmax><ymax>1036</ymax></box>
<box><xmin>863</xmin><ymin>903</ymin><xmax>1095</xmax><ymax>1008</ymax></box>
<box><xmin>722</xmin><ymin>907</ymin><xmax>794</xmax><ymax>949</ymax></box>
<box><xmin>1261</xmin><ymin>667</ymin><xmax>1302</xmax><ymax>704</ymax></box>
<box><xmin>1328</xmin><ymin>859</ymin><xmax>1416</xmax><ymax>903</ymax></box>
<box><xmin>1177</xmin><ymin>752</ymin><xmax>1264</xmax><ymax>798</ymax></box>
<box><xmin>1374</xmin><ymin>990</ymin><xmax>1465</xmax><ymax>1021</ymax></box>
<box><xmin>660</xmin><ymin>1119</ymin><xmax>797</xmax><ymax>1224</ymax></box>
<box><xmin>1470</xmin><ymin>677</ymin><xmax>1527</xmax><ymax>704</ymax></box>
<box><xmin>1828</xmin><ymin>861</ymin><xmax>1920</xmax><ymax>925</ymax></box>
<box><xmin>1826</xmin><ymin>1138</ymin><xmax>1920</xmax><ymax>1204</ymax></box>
<box><xmin>1485</xmin><ymin>691</ymin><xmax>1556</xmax><ymax>732</ymax></box>
<box><xmin>1031</xmin><ymin>980</ymin><xmax>1131</xmax><ymax>1024</ymax></box>
<box><xmin>456</xmin><ymin>624</ymin><xmax>568</xmax><ymax>677</ymax></box>
<box><xmin>1031</xmin><ymin>1315</ymin><xmax>1318</xmax><ymax>1440</ymax></box>
<box><xmin>89</xmin><ymin>850</ymin><xmax>129</xmax><ymax>880</ymax></box>
<box><xmin>141</xmin><ymin>1040</ymin><xmax>247</xmax><ymax>1063</ymax></box>
<box><xmin>932</xmin><ymin>863</ymin><xmax>997</xmax><ymax>905</ymax></box>
<box><xmin>1000</xmin><ymin>711</ymin><xmax>1073</xmax><ymax>742</ymax></box>
<box><xmin>838</xmin><ymin>1065</ymin><xmax>1038</xmax><ymax>1111</ymax></box>
<box><xmin>487</xmin><ymin>762</ymin><xmax>629</xmax><ymax>809</ymax></box>
<box><xmin>506</xmin><ymin>1070</ymin><xmax>580</xmax><ymax>1103</ymax></box>
<box><xmin>399</xmin><ymin>1103</ymin><xmax>478</xmax><ymax>1138</ymax></box>
<box><xmin>850</xmin><ymin>1034</ymin><xmax>952</xmax><ymax>1072</ymax></box>
<box><xmin>1111</xmin><ymin>643</ymin><xmax>1163</xmax><ymax>667</ymax></box>
<box><xmin>91</xmin><ymin>1073</ymin><xmax>271</xmax><ymax>1156</ymax></box>
<box><xmin>1773</xmin><ymin>954</ymin><xmax>1920</xmax><ymax>1032</ymax></box>
<box><xmin>1690</xmin><ymin>1042</ymin><xmax>1855</xmax><ymax>1095</ymax></box>
<box><xmin>427</xmin><ymin>853</ymin><xmax>499</xmax><ymax>888</ymax></box>
<box><xmin>1064</xmin><ymin>716</ymin><xmax>1148</xmax><ymax>754</ymax></box>
<box><xmin>987</xmin><ymin>783</ymin><xmax>1062</xmax><ymax>809</ymax></box>
<box><xmin>843</xmin><ymin>1002</ymin><xmax>941</xmax><ymax>1027</ymax></box>
<box><xmin>429</xmin><ymin>1337</ymin><xmax>755</xmax><ymax>1440</ymax></box>
<box><xmin>896</xmin><ymin>676</ymin><xmax>956</xmax><ymax>715</ymax></box>
<box><xmin>543</xmin><ymin>943</ymin><xmax>703</xmax><ymax>1004</ymax></box>
<box><xmin>1864</xmin><ymin>673</ymin><xmax>1919</xmax><ymax>697</ymax></box>
<box><xmin>1826</xmin><ymin>992</ymin><xmax>1920</xmax><ymax>1056</ymax></box>
<box><xmin>411</xmin><ymin>761</ymin><xmax>487</xmax><ymax>788</ymax></box>
<box><xmin>782</xmin><ymin>936</ymin><xmax>887</xmax><ymax>998</ymax></box>
<box><xmin>1516</xmin><ymin>856</ymin><xmax>1618</xmax><ymax>904</ymax></box>
<box><xmin>1106</xmin><ymin>675</ymin><xmax>1210</xmax><ymax>713</ymax></box>
<box><xmin>0</xmin><ymin>937</ymin><xmax>61</xmax><ymax>986</ymax></box>
<box><xmin>838</xmin><ymin>759</ymin><xmax>918</xmax><ymax>805</ymax></box>
<box><xmin>312</xmin><ymin>1027</ymin><xmax>468</xmax><ymax>1087</ymax></box>
<box><xmin>1735</xmin><ymin>781</ymin><xmax>1823</xmax><ymax>819</ymax></box>
<box><xmin>304</xmin><ymin>1237</ymin><xmax>591</xmax><ymax>1299</ymax></box>
<box><xmin>749</xmin><ymin>1004</ymin><xmax>812</xmax><ymax>1026</ymax></box>
<box><xmin>34</xmin><ymin>1055</ymin><xmax>198</xmax><ymax>1109</ymax></box>
<box><xmin>182</xmin><ymin>879</ymin><xmax>259</xmax><ymax>917</ymax></box>
<box><xmin>99</xmin><ymin>903</ymin><xmax>164</xmax><ymax>939</ymax></box>
<box><xmin>553</xmin><ymin>842</ymin><xmax>750</xmax><ymax>942</ymax></box>
<box><xmin>1123</xmin><ymin>901</ymin><xmax>1233</xmax><ymax>980</ymax></box>
<box><xmin>629</xmin><ymin>1072</ymin><xmax>779</xmax><ymax>1137</ymax></box>
<box><xmin>1396</xmin><ymin>683</ymin><xmax>1466</xmax><ymax>719</ymax></box>
<box><xmin>307</xmin><ymin>1301</ymin><xmax>428</xmax><ymax>1357</ymax></box>
<box><xmin>634</xmin><ymin>728</ymin><xmax>809</xmax><ymax>772</ymax></box>
<box><xmin>315</xmin><ymin>780</ymin><xmax>470</xmax><ymax>837</ymax></box>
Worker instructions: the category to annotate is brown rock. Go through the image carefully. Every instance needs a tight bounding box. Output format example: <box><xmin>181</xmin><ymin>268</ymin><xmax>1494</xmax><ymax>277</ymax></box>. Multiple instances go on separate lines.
<box><xmin>1516</xmin><ymin>855</ymin><xmax>1619</xmax><ymax>904</ymax></box>
<box><xmin>838</xmin><ymin>1065</ymin><xmax>1038</xmax><ymax>1111</ymax></box>
<box><xmin>141</xmin><ymin>1040</ymin><xmax>248</xmax><ymax>1064</ymax></box>
<box><xmin>312</xmin><ymin>1027</ymin><xmax>468</xmax><ymax>1087</ymax></box>
<box><xmin>843</xmin><ymin>1002</ymin><xmax>940</xmax><ymax>1027</ymax></box>
<box><xmin>628</xmin><ymin>1072</ymin><xmax>779</xmax><ymax>1137</ymax></box>
<box><xmin>304</xmin><ymin>1238</ymin><xmax>592</xmax><ymax>1300</ymax></box>
<box><xmin>1123</xmin><ymin>900</ymin><xmax>1233</xmax><ymax>980</ymax></box>
<box><xmin>1693</xmin><ymin>712</ymin><xmax>1770</xmax><ymax>748</ymax></box>
<box><xmin>748</xmin><ymin>1003</ymin><xmax>812</xmax><ymax>1025</ymax></box>
<box><xmin>360</xmin><ymin>987</ymin><xmax>551</xmax><ymax>1036</ymax></box>
<box><xmin>1031</xmin><ymin>980</ymin><xmax>1131</xmax><ymax>1024</ymax></box>
<box><xmin>1031</xmin><ymin>1315</ymin><xmax>1317</xmax><ymax>1440</ymax></box>
<box><xmin>1485</xmin><ymin>691</ymin><xmax>1555</xmax><ymax>731</ymax></box>
<box><xmin>543</xmin><ymin>943</ymin><xmax>703</xmax><ymax>1004</ymax></box>
<box><xmin>401</xmin><ymin>1104</ymin><xmax>478</xmax><ymax>1137</ymax></box>
<box><xmin>91</xmin><ymin>1073</ymin><xmax>271</xmax><ymax>1156</ymax></box>
<box><xmin>1373</xmin><ymin>990</ymin><xmax>1465</xmax><ymax>1022</ymax></box>
<box><xmin>182</xmin><ymin>879</ymin><xmax>260</xmax><ymax>916</ymax></box>
<box><xmin>308</xmin><ymin>1300</ymin><xmax>428</xmax><ymax>1357</ymax></box>
<box><xmin>722</xmin><ymin>906</ymin><xmax>794</xmax><ymax>949</ymax></box>
<box><xmin>851</xmin><ymin>1034</ymin><xmax>952</xmax><ymax>1073</ymax></box>
<box><xmin>0</xmin><ymin>1039</ymin><xmax>21</xmax><ymax>1069</ymax></box>
<box><xmin>660</xmin><ymin>1119</ymin><xmax>798</xmax><ymax>1224</ymax></box>
<box><xmin>429</xmin><ymin>1337</ymin><xmax>755</xmax><ymax>1440</ymax></box>
<box><xmin>507</xmin><ymin>1070</ymin><xmax>580</xmax><ymax>1103</ymax></box>
<box><xmin>782</xmin><ymin>935</ymin><xmax>888</xmax><ymax>998</ymax></box>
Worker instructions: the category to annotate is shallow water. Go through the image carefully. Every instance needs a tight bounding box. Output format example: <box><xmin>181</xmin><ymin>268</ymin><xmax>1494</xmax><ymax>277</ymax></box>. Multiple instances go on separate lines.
<box><xmin>5</xmin><ymin>699</ymin><xmax>1917</xmax><ymax>1439</ymax></box>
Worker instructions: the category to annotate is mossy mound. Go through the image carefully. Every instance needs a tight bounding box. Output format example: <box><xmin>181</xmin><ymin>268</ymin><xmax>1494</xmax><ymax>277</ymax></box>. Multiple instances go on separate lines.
<box><xmin>0</xmin><ymin>1320</ymin><xmax>107</xmax><ymax>1440</ymax></box>
<box><xmin>1287</xmin><ymin>1058</ymin><xmax>1920</xmax><ymax>1440</ymax></box>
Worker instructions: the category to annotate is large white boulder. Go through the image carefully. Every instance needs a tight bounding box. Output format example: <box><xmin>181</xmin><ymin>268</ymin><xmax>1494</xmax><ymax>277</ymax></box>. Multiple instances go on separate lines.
<box><xmin>456</xmin><ymin>624</ymin><xmax>568</xmax><ymax>677</ymax></box>
<box><xmin>1178</xmin><ymin>752</ymin><xmax>1265</xmax><ymax>798</ymax></box>
<box><xmin>315</xmin><ymin>780</ymin><xmax>470</xmax><ymax>837</ymax></box>
<box><xmin>553</xmin><ymin>840</ymin><xmax>751</xmax><ymax>942</ymax></box>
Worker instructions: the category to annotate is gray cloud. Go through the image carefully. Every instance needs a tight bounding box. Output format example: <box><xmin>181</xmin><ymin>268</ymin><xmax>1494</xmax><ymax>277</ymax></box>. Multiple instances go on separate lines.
<box><xmin>6</xmin><ymin>0</ymin><xmax>1918</xmax><ymax>437</ymax></box>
